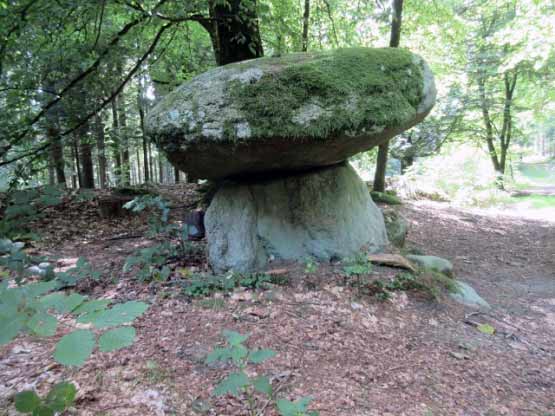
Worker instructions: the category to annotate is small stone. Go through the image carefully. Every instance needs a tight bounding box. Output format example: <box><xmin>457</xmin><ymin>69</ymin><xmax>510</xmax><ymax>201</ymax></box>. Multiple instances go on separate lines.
<box><xmin>449</xmin><ymin>351</ymin><xmax>470</xmax><ymax>360</ymax></box>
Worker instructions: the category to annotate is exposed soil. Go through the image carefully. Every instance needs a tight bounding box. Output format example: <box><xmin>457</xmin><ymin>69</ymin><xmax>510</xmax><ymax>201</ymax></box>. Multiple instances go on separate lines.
<box><xmin>1</xmin><ymin>185</ymin><xmax>554</xmax><ymax>416</ymax></box>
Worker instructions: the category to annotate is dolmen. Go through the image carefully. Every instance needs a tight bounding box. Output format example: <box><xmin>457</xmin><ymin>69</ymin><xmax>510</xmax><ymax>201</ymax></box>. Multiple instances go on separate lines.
<box><xmin>146</xmin><ymin>47</ymin><xmax>436</xmax><ymax>272</ymax></box>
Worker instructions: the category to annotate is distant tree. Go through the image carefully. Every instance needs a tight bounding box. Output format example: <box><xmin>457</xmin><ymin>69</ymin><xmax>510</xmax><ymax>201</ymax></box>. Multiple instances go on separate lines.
<box><xmin>373</xmin><ymin>0</ymin><xmax>403</xmax><ymax>192</ymax></box>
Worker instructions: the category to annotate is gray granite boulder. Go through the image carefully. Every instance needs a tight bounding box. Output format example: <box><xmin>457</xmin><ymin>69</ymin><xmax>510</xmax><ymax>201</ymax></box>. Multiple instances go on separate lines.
<box><xmin>146</xmin><ymin>47</ymin><xmax>436</xmax><ymax>180</ymax></box>
<box><xmin>406</xmin><ymin>254</ymin><xmax>453</xmax><ymax>275</ymax></box>
<box><xmin>205</xmin><ymin>163</ymin><xmax>388</xmax><ymax>273</ymax></box>
<box><xmin>450</xmin><ymin>281</ymin><xmax>491</xmax><ymax>309</ymax></box>
<box><xmin>382</xmin><ymin>208</ymin><xmax>409</xmax><ymax>248</ymax></box>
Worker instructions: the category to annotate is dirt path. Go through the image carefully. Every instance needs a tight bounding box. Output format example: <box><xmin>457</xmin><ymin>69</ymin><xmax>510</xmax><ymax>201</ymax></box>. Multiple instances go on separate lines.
<box><xmin>1</xmin><ymin>194</ymin><xmax>554</xmax><ymax>416</ymax></box>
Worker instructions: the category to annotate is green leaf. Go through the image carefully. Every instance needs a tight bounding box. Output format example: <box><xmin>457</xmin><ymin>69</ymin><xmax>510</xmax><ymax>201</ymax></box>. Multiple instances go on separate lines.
<box><xmin>222</xmin><ymin>330</ymin><xmax>249</xmax><ymax>346</ymax></box>
<box><xmin>56</xmin><ymin>293</ymin><xmax>86</xmax><ymax>313</ymax></box>
<box><xmin>277</xmin><ymin>397</ymin><xmax>314</xmax><ymax>416</ymax></box>
<box><xmin>98</xmin><ymin>327</ymin><xmax>136</xmax><ymax>352</ymax></box>
<box><xmin>46</xmin><ymin>382</ymin><xmax>77</xmax><ymax>411</ymax></box>
<box><xmin>477</xmin><ymin>323</ymin><xmax>495</xmax><ymax>335</ymax></box>
<box><xmin>23</xmin><ymin>281</ymin><xmax>58</xmax><ymax>298</ymax></box>
<box><xmin>14</xmin><ymin>390</ymin><xmax>41</xmax><ymax>412</ymax></box>
<box><xmin>72</xmin><ymin>299</ymin><xmax>111</xmax><ymax>315</ymax></box>
<box><xmin>248</xmin><ymin>348</ymin><xmax>276</xmax><ymax>364</ymax></box>
<box><xmin>54</xmin><ymin>330</ymin><xmax>95</xmax><ymax>367</ymax></box>
<box><xmin>33</xmin><ymin>405</ymin><xmax>55</xmax><ymax>416</ymax></box>
<box><xmin>27</xmin><ymin>312</ymin><xmax>58</xmax><ymax>337</ymax></box>
<box><xmin>213</xmin><ymin>371</ymin><xmax>250</xmax><ymax>397</ymax></box>
<box><xmin>252</xmin><ymin>375</ymin><xmax>272</xmax><ymax>396</ymax></box>
<box><xmin>230</xmin><ymin>344</ymin><xmax>248</xmax><ymax>364</ymax></box>
<box><xmin>88</xmin><ymin>301</ymin><xmax>148</xmax><ymax>328</ymax></box>
<box><xmin>205</xmin><ymin>347</ymin><xmax>231</xmax><ymax>364</ymax></box>
<box><xmin>0</xmin><ymin>314</ymin><xmax>24</xmax><ymax>344</ymax></box>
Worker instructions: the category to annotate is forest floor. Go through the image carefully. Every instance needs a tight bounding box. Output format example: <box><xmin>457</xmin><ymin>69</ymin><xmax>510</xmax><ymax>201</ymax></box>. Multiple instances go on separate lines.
<box><xmin>1</xmin><ymin>184</ymin><xmax>554</xmax><ymax>416</ymax></box>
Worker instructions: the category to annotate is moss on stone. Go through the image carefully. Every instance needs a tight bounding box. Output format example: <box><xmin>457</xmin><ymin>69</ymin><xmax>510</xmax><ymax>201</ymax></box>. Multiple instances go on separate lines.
<box><xmin>229</xmin><ymin>47</ymin><xmax>424</xmax><ymax>140</ymax></box>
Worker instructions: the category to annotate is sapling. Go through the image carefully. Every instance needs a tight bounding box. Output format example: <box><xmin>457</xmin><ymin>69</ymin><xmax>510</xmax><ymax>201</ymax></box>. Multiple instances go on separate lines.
<box><xmin>206</xmin><ymin>330</ymin><xmax>319</xmax><ymax>416</ymax></box>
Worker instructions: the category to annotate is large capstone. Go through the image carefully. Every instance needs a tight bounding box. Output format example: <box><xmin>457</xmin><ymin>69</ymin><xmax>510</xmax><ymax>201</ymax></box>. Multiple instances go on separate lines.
<box><xmin>146</xmin><ymin>47</ymin><xmax>436</xmax><ymax>180</ymax></box>
<box><xmin>205</xmin><ymin>163</ymin><xmax>388</xmax><ymax>273</ymax></box>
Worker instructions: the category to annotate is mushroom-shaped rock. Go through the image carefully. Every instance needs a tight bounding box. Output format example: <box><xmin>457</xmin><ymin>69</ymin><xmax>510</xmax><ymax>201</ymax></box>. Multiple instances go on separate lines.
<box><xmin>146</xmin><ymin>47</ymin><xmax>436</xmax><ymax>180</ymax></box>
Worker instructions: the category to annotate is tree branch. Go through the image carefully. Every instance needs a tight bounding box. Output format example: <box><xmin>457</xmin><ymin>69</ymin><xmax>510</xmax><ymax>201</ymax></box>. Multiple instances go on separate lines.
<box><xmin>0</xmin><ymin>22</ymin><xmax>173</xmax><ymax>168</ymax></box>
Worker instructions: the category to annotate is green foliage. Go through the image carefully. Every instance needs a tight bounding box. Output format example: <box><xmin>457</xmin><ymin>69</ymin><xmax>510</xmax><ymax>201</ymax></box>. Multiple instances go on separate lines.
<box><xmin>303</xmin><ymin>258</ymin><xmax>318</xmax><ymax>275</ymax></box>
<box><xmin>207</xmin><ymin>330</ymin><xmax>317</xmax><ymax>416</ymax></box>
<box><xmin>0</xmin><ymin>264</ymin><xmax>147</xmax><ymax>368</ymax></box>
<box><xmin>229</xmin><ymin>48</ymin><xmax>424</xmax><ymax>140</ymax></box>
<box><xmin>182</xmin><ymin>271</ymin><xmax>284</xmax><ymax>298</ymax></box>
<box><xmin>54</xmin><ymin>330</ymin><xmax>95</xmax><ymax>367</ymax></box>
<box><xmin>370</xmin><ymin>191</ymin><xmax>402</xmax><ymax>205</ymax></box>
<box><xmin>15</xmin><ymin>382</ymin><xmax>76</xmax><ymax>415</ymax></box>
<box><xmin>56</xmin><ymin>257</ymin><xmax>101</xmax><ymax>287</ymax></box>
<box><xmin>123</xmin><ymin>195</ymin><xmax>204</xmax><ymax>282</ymax></box>
<box><xmin>367</xmin><ymin>271</ymin><xmax>458</xmax><ymax>302</ymax></box>
<box><xmin>342</xmin><ymin>253</ymin><xmax>373</xmax><ymax>295</ymax></box>
<box><xmin>0</xmin><ymin>186</ymin><xmax>64</xmax><ymax>239</ymax></box>
<box><xmin>98</xmin><ymin>327</ymin><xmax>136</xmax><ymax>352</ymax></box>
<box><xmin>277</xmin><ymin>397</ymin><xmax>318</xmax><ymax>416</ymax></box>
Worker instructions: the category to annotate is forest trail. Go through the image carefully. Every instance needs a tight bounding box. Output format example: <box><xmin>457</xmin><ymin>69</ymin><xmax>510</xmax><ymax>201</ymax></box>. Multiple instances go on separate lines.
<box><xmin>2</xmin><ymin>190</ymin><xmax>555</xmax><ymax>416</ymax></box>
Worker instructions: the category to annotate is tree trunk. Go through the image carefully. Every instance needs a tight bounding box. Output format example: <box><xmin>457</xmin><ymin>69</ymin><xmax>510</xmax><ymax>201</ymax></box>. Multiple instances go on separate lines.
<box><xmin>136</xmin><ymin>146</ymin><xmax>142</xmax><ymax>184</ymax></box>
<box><xmin>301</xmin><ymin>0</ymin><xmax>310</xmax><ymax>51</ymax></box>
<box><xmin>111</xmin><ymin>98</ymin><xmax>123</xmax><ymax>185</ymax></box>
<box><xmin>174</xmin><ymin>166</ymin><xmax>180</xmax><ymax>183</ymax></box>
<box><xmin>158</xmin><ymin>156</ymin><xmax>164</xmax><ymax>184</ymax></box>
<box><xmin>138</xmin><ymin>87</ymin><xmax>150</xmax><ymax>182</ymax></box>
<box><xmin>95</xmin><ymin>113</ymin><xmax>108</xmax><ymax>188</ymax></box>
<box><xmin>48</xmin><ymin>126</ymin><xmax>66</xmax><ymax>186</ymax></box>
<box><xmin>201</xmin><ymin>0</ymin><xmax>264</xmax><ymax>65</ymax></box>
<box><xmin>73</xmin><ymin>139</ymin><xmax>82</xmax><ymax>188</ymax></box>
<box><xmin>78</xmin><ymin>123</ymin><xmax>95</xmax><ymax>189</ymax></box>
<box><xmin>373</xmin><ymin>0</ymin><xmax>403</xmax><ymax>193</ymax></box>
<box><xmin>117</xmin><ymin>91</ymin><xmax>131</xmax><ymax>185</ymax></box>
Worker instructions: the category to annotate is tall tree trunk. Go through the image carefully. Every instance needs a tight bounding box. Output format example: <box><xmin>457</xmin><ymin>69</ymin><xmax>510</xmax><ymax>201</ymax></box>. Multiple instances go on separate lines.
<box><xmin>73</xmin><ymin>139</ymin><xmax>82</xmax><ymax>188</ymax></box>
<box><xmin>373</xmin><ymin>0</ymin><xmax>403</xmax><ymax>193</ymax></box>
<box><xmin>137</xmin><ymin>86</ymin><xmax>150</xmax><ymax>182</ymax></box>
<box><xmin>78</xmin><ymin>123</ymin><xmax>95</xmax><ymax>189</ymax></box>
<box><xmin>301</xmin><ymin>0</ymin><xmax>310</xmax><ymax>51</ymax></box>
<box><xmin>200</xmin><ymin>0</ymin><xmax>264</xmax><ymax>65</ymax></box>
<box><xmin>174</xmin><ymin>166</ymin><xmax>180</xmax><ymax>183</ymax></box>
<box><xmin>95</xmin><ymin>113</ymin><xmax>108</xmax><ymax>188</ymax></box>
<box><xmin>111</xmin><ymin>98</ymin><xmax>123</xmax><ymax>185</ymax></box>
<box><xmin>48</xmin><ymin>126</ymin><xmax>66</xmax><ymax>186</ymax></box>
<box><xmin>148</xmin><ymin>142</ymin><xmax>154</xmax><ymax>182</ymax></box>
<box><xmin>136</xmin><ymin>146</ymin><xmax>142</xmax><ymax>184</ymax></box>
<box><xmin>117</xmin><ymin>91</ymin><xmax>131</xmax><ymax>185</ymax></box>
<box><xmin>158</xmin><ymin>156</ymin><xmax>164</xmax><ymax>184</ymax></box>
<box><xmin>70</xmin><ymin>143</ymin><xmax>78</xmax><ymax>188</ymax></box>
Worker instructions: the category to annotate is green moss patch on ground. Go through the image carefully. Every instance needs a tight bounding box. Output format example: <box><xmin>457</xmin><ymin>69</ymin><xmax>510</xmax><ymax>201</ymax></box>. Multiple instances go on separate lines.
<box><xmin>228</xmin><ymin>47</ymin><xmax>424</xmax><ymax>140</ymax></box>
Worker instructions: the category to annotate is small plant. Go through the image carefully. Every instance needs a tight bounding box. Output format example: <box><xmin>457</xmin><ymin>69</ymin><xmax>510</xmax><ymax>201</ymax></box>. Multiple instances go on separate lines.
<box><xmin>342</xmin><ymin>252</ymin><xmax>373</xmax><ymax>294</ymax></box>
<box><xmin>367</xmin><ymin>271</ymin><xmax>459</xmax><ymax>302</ymax></box>
<box><xmin>182</xmin><ymin>272</ymin><xmax>285</xmax><ymax>298</ymax></box>
<box><xmin>15</xmin><ymin>382</ymin><xmax>76</xmax><ymax>416</ymax></box>
<box><xmin>206</xmin><ymin>330</ymin><xmax>318</xmax><ymax>416</ymax></box>
<box><xmin>123</xmin><ymin>195</ymin><xmax>204</xmax><ymax>282</ymax></box>
<box><xmin>303</xmin><ymin>257</ymin><xmax>318</xmax><ymax>274</ymax></box>
<box><xmin>56</xmin><ymin>257</ymin><xmax>101</xmax><ymax>287</ymax></box>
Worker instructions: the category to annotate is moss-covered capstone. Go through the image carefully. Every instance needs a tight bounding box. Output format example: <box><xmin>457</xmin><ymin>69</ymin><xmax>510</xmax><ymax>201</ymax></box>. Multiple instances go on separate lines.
<box><xmin>146</xmin><ymin>47</ymin><xmax>436</xmax><ymax>180</ymax></box>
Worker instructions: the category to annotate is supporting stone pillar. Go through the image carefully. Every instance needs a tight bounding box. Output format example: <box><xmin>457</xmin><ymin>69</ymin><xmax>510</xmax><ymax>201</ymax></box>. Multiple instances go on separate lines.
<box><xmin>205</xmin><ymin>163</ymin><xmax>388</xmax><ymax>273</ymax></box>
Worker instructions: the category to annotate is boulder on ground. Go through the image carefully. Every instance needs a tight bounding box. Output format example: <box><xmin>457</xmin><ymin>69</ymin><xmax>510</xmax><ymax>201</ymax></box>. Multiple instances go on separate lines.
<box><xmin>205</xmin><ymin>163</ymin><xmax>388</xmax><ymax>273</ymax></box>
<box><xmin>146</xmin><ymin>47</ymin><xmax>436</xmax><ymax>180</ymax></box>
<box><xmin>450</xmin><ymin>281</ymin><xmax>491</xmax><ymax>309</ymax></box>
<box><xmin>382</xmin><ymin>208</ymin><xmax>409</xmax><ymax>248</ymax></box>
<box><xmin>406</xmin><ymin>254</ymin><xmax>453</xmax><ymax>275</ymax></box>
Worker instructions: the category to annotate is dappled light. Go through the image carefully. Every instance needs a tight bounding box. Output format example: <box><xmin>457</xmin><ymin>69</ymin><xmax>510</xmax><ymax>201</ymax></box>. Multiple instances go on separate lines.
<box><xmin>0</xmin><ymin>0</ymin><xmax>554</xmax><ymax>415</ymax></box>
